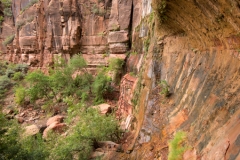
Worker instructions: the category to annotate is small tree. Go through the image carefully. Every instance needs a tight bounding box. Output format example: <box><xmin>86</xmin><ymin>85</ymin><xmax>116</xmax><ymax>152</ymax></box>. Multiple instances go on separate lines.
<box><xmin>50</xmin><ymin>108</ymin><xmax>119</xmax><ymax>160</ymax></box>
<box><xmin>92</xmin><ymin>70</ymin><xmax>112</xmax><ymax>104</ymax></box>
<box><xmin>15</xmin><ymin>85</ymin><xmax>26</xmax><ymax>105</ymax></box>
<box><xmin>26</xmin><ymin>70</ymin><xmax>57</xmax><ymax>102</ymax></box>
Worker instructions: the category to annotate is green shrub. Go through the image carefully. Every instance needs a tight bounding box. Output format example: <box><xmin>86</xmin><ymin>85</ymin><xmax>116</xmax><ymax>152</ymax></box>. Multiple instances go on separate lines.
<box><xmin>12</xmin><ymin>72</ymin><xmax>24</xmax><ymax>81</ymax></box>
<box><xmin>168</xmin><ymin>131</ymin><xmax>187</xmax><ymax>160</ymax></box>
<box><xmin>50</xmin><ymin>108</ymin><xmax>119</xmax><ymax>160</ymax></box>
<box><xmin>5</xmin><ymin>69</ymin><xmax>15</xmax><ymax>78</ymax></box>
<box><xmin>14</xmin><ymin>63</ymin><xmax>28</xmax><ymax>73</ymax></box>
<box><xmin>0</xmin><ymin>76</ymin><xmax>12</xmax><ymax>99</ymax></box>
<box><xmin>91</xmin><ymin>4</ymin><xmax>106</xmax><ymax>16</ymax></box>
<box><xmin>0</xmin><ymin>114</ymin><xmax>49</xmax><ymax>160</ymax></box>
<box><xmin>0</xmin><ymin>16</ymin><xmax>4</xmax><ymax>24</ymax></box>
<box><xmin>15</xmin><ymin>86</ymin><xmax>26</xmax><ymax>105</ymax></box>
<box><xmin>92</xmin><ymin>70</ymin><xmax>112</xmax><ymax>104</ymax></box>
<box><xmin>1</xmin><ymin>0</ymin><xmax>12</xmax><ymax>7</ymax></box>
<box><xmin>69</xmin><ymin>54</ymin><xmax>87</xmax><ymax>71</ymax></box>
<box><xmin>144</xmin><ymin>37</ymin><xmax>150</xmax><ymax>52</ymax></box>
<box><xmin>2</xmin><ymin>34</ymin><xmax>15</xmax><ymax>46</ymax></box>
<box><xmin>159</xmin><ymin>80</ymin><xmax>170</xmax><ymax>96</ymax></box>
<box><xmin>16</xmin><ymin>20</ymin><xmax>26</xmax><ymax>29</ymax></box>
<box><xmin>26</xmin><ymin>70</ymin><xmax>55</xmax><ymax>103</ymax></box>
<box><xmin>2</xmin><ymin>0</ymin><xmax>12</xmax><ymax>17</ymax></box>
<box><xmin>3</xmin><ymin>7</ymin><xmax>12</xmax><ymax>17</ymax></box>
<box><xmin>108</xmin><ymin>58</ymin><xmax>125</xmax><ymax>84</ymax></box>
<box><xmin>152</xmin><ymin>0</ymin><xmax>167</xmax><ymax>25</ymax></box>
<box><xmin>108</xmin><ymin>58</ymin><xmax>125</xmax><ymax>72</ymax></box>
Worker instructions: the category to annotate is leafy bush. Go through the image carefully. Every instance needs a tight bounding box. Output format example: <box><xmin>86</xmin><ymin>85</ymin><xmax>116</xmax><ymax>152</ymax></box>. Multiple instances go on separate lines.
<box><xmin>26</xmin><ymin>70</ymin><xmax>55</xmax><ymax>103</ymax></box>
<box><xmin>5</xmin><ymin>69</ymin><xmax>15</xmax><ymax>78</ymax></box>
<box><xmin>14</xmin><ymin>63</ymin><xmax>28</xmax><ymax>73</ymax></box>
<box><xmin>108</xmin><ymin>58</ymin><xmax>125</xmax><ymax>84</ymax></box>
<box><xmin>0</xmin><ymin>75</ymin><xmax>12</xmax><ymax>92</ymax></box>
<box><xmin>159</xmin><ymin>80</ymin><xmax>170</xmax><ymax>96</ymax></box>
<box><xmin>69</xmin><ymin>54</ymin><xmax>87</xmax><ymax>71</ymax></box>
<box><xmin>168</xmin><ymin>131</ymin><xmax>188</xmax><ymax>160</ymax></box>
<box><xmin>0</xmin><ymin>16</ymin><xmax>4</xmax><ymax>24</ymax></box>
<box><xmin>2</xmin><ymin>0</ymin><xmax>12</xmax><ymax>17</ymax></box>
<box><xmin>152</xmin><ymin>0</ymin><xmax>167</xmax><ymax>25</ymax></box>
<box><xmin>3</xmin><ymin>7</ymin><xmax>12</xmax><ymax>17</ymax></box>
<box><xmin>108</xmin><ymin>58</ymin><xmax>125</xmax><ymax>72</ymax></box>
<box><xmin>1</xmin><ymin>0</ymin><xmax>12</xmax><ymax>7</ymax></box>
<box><xmin>15</xmin><ymin>86</ymin><xmax>26</xmax><ymax>105</ymax></box>
<box><xmin>144</xmin><ymin>37</ymin><xmax>150</xmax><ymax>52</ymax></box>
<box><xmin>16</xmin><ymin>20</ymin><xmax>26</xmax><ymax>29</ymax></box>
<box><xmin>0</xmin><ymin>114</ymin><xmax>49</xmax><ymax>160</ymax></box>
<box><xmin>12</xmin><ymin>72</ymin><xmax>24</xmax><ymax>81</ymax></box>
<box><xmin>92</xmin><ymin>71</ymin><xmax>112</xmax><ymax>104</ymax></box>
<box><xmin>50</xmin><ymin>108</ymin><xmax>119</xmax><ymax>160</ymax></box>
<box><xmin>2</xmin><ymin>34</ymin><xmax>15</xmax><ymax>46</ymax></box>
<box><xmin>0</xmin><ymin>61</ymin><xmax>8</xmax><ymax>76</ymax></box>
<box><xmin>91</xmin><ymin>4</ymin><xmax>106</xmax><ymax>16</ymax></box>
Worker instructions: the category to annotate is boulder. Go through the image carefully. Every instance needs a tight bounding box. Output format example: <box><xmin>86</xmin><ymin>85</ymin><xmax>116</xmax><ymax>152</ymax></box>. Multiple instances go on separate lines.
<box><xmin>17</xmin><ymin>117</ymin><xmax>25</xmax><ymax>123</ymax></box>
<box><xmin>92</xmin><ymin>103</ymin><xmax>111</xmax><ymax>115</ymax></box>
<box><xmin>43</xmin><ymin>122</ymin><xmax>67</xmax><ymax>138</ymax></box>
<box><xmin>46</xmin><ymin>115</ymin><xmax>64</xmax><ymax>126</ymax></box>
<box><xmin>24</xmin><ymin>125</ymin><xmax>39</xmax><ymax>136</ymax></box>
<box><xmin>2</xmin><ymin>109</ymin><xmax>14</xmax><ymax>115</ymax></box>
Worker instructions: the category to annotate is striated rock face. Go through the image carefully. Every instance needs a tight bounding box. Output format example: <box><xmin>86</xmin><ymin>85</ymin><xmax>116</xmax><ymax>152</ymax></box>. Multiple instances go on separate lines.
<box><xmin>0</xmin><ymin>0</ymin><xmax>133</xmax><ymax>69</ymax></box>
<box><xmin>117</xmin><ymin>73</ymin><xmax>138</xmax><ymax>119</ymax></box>
<box><xmin>110</xmin><ymin>0</ymin><xmax>240</xmax><ymax>159</ymax></box>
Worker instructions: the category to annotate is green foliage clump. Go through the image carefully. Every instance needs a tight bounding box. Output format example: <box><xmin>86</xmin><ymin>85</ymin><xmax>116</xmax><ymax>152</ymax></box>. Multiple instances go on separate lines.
<box><xmin>15</xmin><ymin>85</ymin><xmax>26</xmax><ymax>105</ymax></box>
<box><xmin>159</xmin><ymin>80</ymin><xmax>170</xmax><ymax>96</ymax></box>
<box><xmin>0</xmin><ymin>16</ymin><xmax>4</xmax><ymax>24</ymax></box>
<box><xmin>2</xmin><ymin>34</ymin><xmax>15</xmax><ymax>46</ymax></box>
<box><xmin>2</xmin><ymin>0</ymin><xmax>12</xmax><ymax>17</ymax></box>
<box><xmin>0</xmin><ymin>75</ymin><xmax>12</xmax><ymax>99</ymax></box>
<box><xmin>50</xmin><ymin>108</ymin><xmax>120</xmax><ymax>160</ymax></box>
<box><xmin>5</xmin><ymin>69</ymin><xmax>15</xmax><ymax>78</ymax></box>
<box><xmin>92</xmin><ymin>70</ymin><xmax>112</xmax><ymax>104</ymax></box>
<box><xmin>16</xmin><ymin>20</ymin><xmax>26</xmax><ymax>29</ymax></box>
<box><xmin>14</xmin><ymin>63</ymin><xmax>28</xmax><ymax>73</ymax></box>
<box><xmin>108</xmin><ymin>58</ymin><xmax>125</xmax><ymax>84</ymax></box>
<box><xmin>12</xmin><ymin>72</ymin><xmax>24</xmax><ymax>81</ymax></box>
<box><xmin>21</xmin><ymin>0</ymin><xmax>38</xmax><ymax>12</ymax></box>
<box><xmin>0</xmin><ymin>113</ymin><xmax>50</xmax><ymax>159</ymax></box>
<box><xmin>144</xmin><ymin>37</ymin><xmax>150</xmax><ymax>52</ymax></box>
<box><xmin>108</xmin><ymin>58</ymin><xmax>125</xmax><ymax>72</ymax></box>
<box><xmin>26</xmin><ymin>70</ymin><xmax>55</xmax><ymax>102</ymax></box>
<box><xmin>91</xmin><ymin>4</ymin><xmax>106</xmax><ymax>16</ymax></box>
<box><xmin>152</xmin><ymin>0</ymin><xmax>167</xmax><ymax>24</ymax></box>
<box><xmin>23</xmin><ymin>54</ymin><xmax>115</xmax><ymax>106</ymax></box>
<box><xmin>1</xmin><ymin>0</ymin><xmax>12</xmax><ymax>7</ymax></box>
<box><xmin>168</xmin><ymin>131</ymin><xmax>188</xmax><ymax>160</ymax></box>
<box><xmin>0</xmin><ymin>62</ymin><xmax>28</xmax><ymax>100</ymax></box>
<box><xmin>69</xmin><ymin>54</ymin><xmax>87</xmax><ymax>71</ymax></box>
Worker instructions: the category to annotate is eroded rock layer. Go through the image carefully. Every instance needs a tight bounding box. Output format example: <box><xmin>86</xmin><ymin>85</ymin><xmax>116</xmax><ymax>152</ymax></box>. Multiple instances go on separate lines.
<box><xmin>0</xmin><ymin>0</ymin><xmax>134</xmax><ymax>69</ymax></box>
